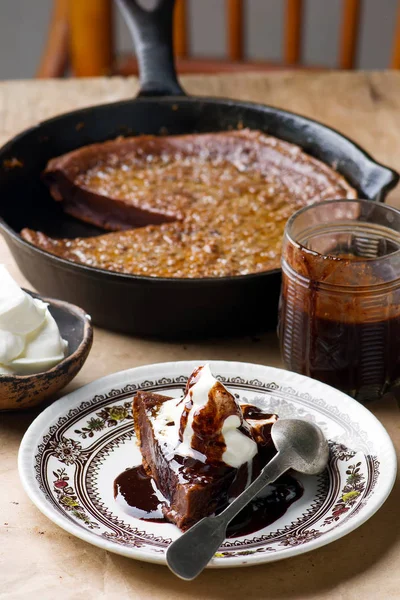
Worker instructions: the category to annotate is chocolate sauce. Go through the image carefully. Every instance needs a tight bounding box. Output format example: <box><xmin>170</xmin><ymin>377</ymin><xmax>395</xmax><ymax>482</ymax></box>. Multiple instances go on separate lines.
<box><xmin>279</xmin><ymin>240</ymin><xmax>400</xmax><ymax>400</ymax></box>
<box><xmin>114</xmin><ymin>465</ymin><xmax>167</xmax><ymax>522</ymax></box>
<box><xmin>113</xmin><ymin>466</ymin><xmax>303</xmax><ymax>536</ymax></box>
<box><xmin>226</xmin><ymin>474</ymin><xmax>303</xmax><ymax>537</ymax></box>
<box><xmin>280</xmin><ymin>303</ymin><xmax>400</xmax><ymax>398</ymax></box>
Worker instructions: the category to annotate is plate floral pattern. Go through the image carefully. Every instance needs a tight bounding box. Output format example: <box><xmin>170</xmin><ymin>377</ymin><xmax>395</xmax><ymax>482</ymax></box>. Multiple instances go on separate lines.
<box><xmin>19</xmin><ymin>361</ymin><xmax>396</xmax><ymax>568</ymax></box>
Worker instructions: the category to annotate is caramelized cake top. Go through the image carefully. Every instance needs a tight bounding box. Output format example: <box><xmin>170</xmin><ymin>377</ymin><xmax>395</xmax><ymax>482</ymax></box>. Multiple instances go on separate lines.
<box><xmin>23</xmin><ymin>130</ymin><xmax>357</xmax><ymax>278</ymax></box>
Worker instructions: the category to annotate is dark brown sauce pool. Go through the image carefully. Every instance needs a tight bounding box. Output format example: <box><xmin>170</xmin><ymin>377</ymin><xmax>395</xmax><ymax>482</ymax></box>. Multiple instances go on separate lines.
<box><xmin>114</xmin><ymin>465</ymin><xmax>303</xmax><ymax>537</ymax></box>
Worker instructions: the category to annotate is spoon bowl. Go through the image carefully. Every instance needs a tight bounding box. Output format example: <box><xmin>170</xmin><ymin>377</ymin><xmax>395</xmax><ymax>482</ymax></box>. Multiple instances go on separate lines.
<box><xmin>272</xmin><ymin>418</ymin><xmax>330</xmax><ymax>475</ymax></box>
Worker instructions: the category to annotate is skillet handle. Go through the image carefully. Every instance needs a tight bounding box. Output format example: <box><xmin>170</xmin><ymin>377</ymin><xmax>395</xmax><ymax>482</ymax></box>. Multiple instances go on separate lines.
<box><xmin>116</xmin><ymin>0</ymin><xmax>186</xmax><ymax>97</ymax></box>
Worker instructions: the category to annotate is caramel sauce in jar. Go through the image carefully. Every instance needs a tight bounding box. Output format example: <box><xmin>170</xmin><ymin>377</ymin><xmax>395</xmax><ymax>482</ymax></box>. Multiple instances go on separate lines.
<box><xmin>278</xmin><ymin>199</ymin><xmax>400</xmax><ymax>401</ymax></box>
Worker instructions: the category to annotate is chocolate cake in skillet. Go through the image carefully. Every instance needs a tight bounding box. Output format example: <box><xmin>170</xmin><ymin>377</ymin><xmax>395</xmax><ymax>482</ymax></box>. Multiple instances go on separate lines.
<box><xmin>21</xmin><ymin>129</ymin><xmax>357</xmax><ymax>279</ymax></box>
<box><xmin>132</xmin><ymin>365</ymin><xmax>278</xmax><ymax>531</ymax></box>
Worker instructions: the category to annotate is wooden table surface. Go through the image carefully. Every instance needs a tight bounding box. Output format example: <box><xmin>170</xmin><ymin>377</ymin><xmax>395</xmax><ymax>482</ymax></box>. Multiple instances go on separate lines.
<box><xmin>1</xmin><ymin>72</ymin><xmax>400</xmax><ymax>600</ymax></box>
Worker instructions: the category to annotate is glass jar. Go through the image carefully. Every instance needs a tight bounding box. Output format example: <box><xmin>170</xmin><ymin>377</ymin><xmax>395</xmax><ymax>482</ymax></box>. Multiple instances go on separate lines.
<box><xmin>278</xmin><ymin>199</ymin><xmax>400</xmax><ymax>402</ymax></box>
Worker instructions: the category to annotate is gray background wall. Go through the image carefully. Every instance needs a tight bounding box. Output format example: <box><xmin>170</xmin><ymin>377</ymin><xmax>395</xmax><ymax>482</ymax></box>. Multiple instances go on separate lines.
<box><xmin>0</xmin><ymin>0</ymin><xmax>397</xmax><ymax>80</ymax></box>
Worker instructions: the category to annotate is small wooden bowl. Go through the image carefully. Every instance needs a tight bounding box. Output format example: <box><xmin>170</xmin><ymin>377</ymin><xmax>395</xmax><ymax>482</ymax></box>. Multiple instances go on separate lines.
<box><xmin>0</xmin><ymin>291</ymin><xmax>93</xmax><ymax>410</ymax></box>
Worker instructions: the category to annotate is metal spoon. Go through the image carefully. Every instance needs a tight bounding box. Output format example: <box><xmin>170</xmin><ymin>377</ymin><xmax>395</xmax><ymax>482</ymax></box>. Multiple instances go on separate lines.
<box><xmin>166</xmin><ymin>418</ymin><xmax>329</xmax><ymax>580</ymax></box>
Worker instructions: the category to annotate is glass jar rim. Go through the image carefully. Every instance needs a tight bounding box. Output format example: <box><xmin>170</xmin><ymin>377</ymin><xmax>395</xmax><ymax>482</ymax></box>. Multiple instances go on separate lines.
<box><xmin>285</xmin><ymin>198</ymin><xmax>400</xmax><ymax>264</ymax></box>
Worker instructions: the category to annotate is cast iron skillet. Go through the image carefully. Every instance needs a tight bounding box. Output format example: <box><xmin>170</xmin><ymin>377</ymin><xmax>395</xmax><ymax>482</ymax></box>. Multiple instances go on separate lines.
<box><xmin>0</xmin><ymin>0</ymin><xmax>398</xmax><ymax>338</ymax></box>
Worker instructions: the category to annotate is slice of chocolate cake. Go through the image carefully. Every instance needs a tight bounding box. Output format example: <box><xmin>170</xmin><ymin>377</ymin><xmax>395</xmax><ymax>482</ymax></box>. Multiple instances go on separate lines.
<box><xmin>133</xmin><ymin>365</ymin><xmax>278</xmax><ymax>531</ymax></box>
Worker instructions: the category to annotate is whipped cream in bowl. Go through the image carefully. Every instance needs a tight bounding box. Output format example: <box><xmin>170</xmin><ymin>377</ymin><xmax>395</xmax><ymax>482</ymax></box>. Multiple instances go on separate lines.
<box><xmin>0</xmin><ymin>266</ymin><xmax>93</xmax><ymax>410</ymax></box>
<box><xmin>0</xmin><ymin>265</ymin><xmax>68</xmax><ymax>376</ymax></box>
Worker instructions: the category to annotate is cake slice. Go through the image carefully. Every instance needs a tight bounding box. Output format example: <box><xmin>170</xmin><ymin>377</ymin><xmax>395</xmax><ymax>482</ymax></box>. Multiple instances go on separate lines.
<box><xmin>133</xmin><ymin>366</ymin><xmax>278</xmax><ymax>531</ymax></box>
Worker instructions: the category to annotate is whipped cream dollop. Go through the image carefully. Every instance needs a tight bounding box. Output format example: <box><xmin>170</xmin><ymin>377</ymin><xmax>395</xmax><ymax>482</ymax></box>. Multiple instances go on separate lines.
<box><xmin>0</xmin><ymin>265</ymin><xmax>68</xmax><ymax>375</ymax></box>
<box><xmin>154</xmin><ymin>364</ymin><xmax>257</xmax><ymax>468</ymax></box>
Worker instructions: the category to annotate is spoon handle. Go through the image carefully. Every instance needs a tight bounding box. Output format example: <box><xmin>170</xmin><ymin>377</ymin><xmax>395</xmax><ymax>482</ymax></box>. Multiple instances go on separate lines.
<box><xmin>219</xmin><ymin>451</ymin><xmax>291</xmax><ymax>523</ymax></box>
<box><xmin>166</xmin><ymin>450</ymin><xmax>291</xmax><ymax>580</ymax></box>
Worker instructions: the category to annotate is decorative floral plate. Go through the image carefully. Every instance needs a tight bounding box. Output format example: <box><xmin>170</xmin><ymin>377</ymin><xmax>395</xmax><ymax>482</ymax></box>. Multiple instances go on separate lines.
<box><xmin>18</xmin><ymin>361</ymin><xmax>396</xmax><ymax>568</ymax></box>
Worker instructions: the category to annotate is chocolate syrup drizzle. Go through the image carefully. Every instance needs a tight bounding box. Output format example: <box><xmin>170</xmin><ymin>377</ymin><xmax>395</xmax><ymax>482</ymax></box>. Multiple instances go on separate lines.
<box><xmin>178</xmin><ymin>365</ymin><xmax>251</xmax><ymax>463</ymax></box>
<box><xmin>114</xmin><ymin>465</ymin><xmax>303</xmax><ymax>537</ymax></box>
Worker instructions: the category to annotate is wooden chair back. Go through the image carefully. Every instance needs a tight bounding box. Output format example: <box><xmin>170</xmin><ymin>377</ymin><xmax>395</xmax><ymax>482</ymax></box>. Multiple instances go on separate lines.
<box><xmin>36</xmin><ymin>0</ymin><xmax>400</xmax><ymax>78</ymax></box>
